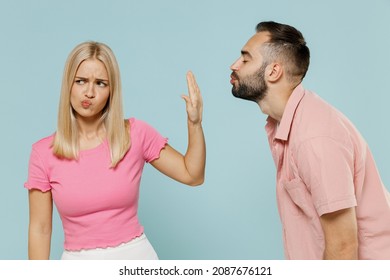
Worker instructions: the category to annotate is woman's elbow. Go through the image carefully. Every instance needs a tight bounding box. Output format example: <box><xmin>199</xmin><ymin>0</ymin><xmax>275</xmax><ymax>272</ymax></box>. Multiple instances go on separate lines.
<box><xmin>187</xmin><ymin>175</ymin><xmax>205</xmax><ymax>187</ymax></box>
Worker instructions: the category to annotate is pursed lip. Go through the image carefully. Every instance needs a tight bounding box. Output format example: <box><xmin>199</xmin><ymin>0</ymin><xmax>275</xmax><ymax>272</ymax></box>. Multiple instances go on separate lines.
<box><xmin>81</xmin><ymin>100</ymin><xmax>92</xmax><ymax>108</ymax></box>
<box><xmin>230</xmin><ymin>73</ymin><xmax>238</xmax><ymax>85</ymax></box>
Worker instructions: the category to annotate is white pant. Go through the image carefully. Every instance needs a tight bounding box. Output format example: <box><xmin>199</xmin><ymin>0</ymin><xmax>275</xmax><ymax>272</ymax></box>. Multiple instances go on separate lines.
<box><xmin>61</xmin><ymin>234</ymin><xmax>159</xmax><ymax>260</ymax></box>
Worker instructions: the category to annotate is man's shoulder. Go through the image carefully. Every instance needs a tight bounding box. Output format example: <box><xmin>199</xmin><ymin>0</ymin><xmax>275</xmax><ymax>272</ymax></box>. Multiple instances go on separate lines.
<box><xmin>292</xmin><ymin>90</ymin><xmax>353</xmax><ymax>143</ymax></box>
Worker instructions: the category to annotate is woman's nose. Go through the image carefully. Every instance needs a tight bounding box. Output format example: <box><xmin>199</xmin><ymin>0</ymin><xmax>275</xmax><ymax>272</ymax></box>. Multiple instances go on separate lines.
<box><xmin>84</xmin><ymin>84</ymin><xmax>95</xmax><ymax>98</ymax></box>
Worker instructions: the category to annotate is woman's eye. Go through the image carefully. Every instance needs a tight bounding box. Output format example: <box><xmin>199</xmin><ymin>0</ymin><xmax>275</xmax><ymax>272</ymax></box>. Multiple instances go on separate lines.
<box><xmin>75</xmin><ymin>79</ymin><xmax>85</xmax><ymax>85</ymax></box>
<box><xmin>97</xmin><ymin>81</ymin><xmax>108</xmax><ymax>87</ymax></box>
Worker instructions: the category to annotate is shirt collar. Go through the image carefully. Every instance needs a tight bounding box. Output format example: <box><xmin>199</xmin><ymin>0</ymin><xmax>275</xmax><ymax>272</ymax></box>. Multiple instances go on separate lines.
<box><xmin>268</xmin><ymin>84</ymin><xmax>306</xmax><ymax>141</ymax></box>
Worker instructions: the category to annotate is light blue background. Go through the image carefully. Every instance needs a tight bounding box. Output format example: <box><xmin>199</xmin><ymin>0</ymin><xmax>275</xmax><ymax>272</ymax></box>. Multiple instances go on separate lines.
<box><xmin>1</xmin><ymin>0</ymin><xmax>389</xmax><ymax>259</ymax></box>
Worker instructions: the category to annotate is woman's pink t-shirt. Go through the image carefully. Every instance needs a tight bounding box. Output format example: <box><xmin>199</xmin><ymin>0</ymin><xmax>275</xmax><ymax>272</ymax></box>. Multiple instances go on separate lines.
<box><xmin>25</xmin><ymin>118</ymin><xmax>168</xmax><ymax>251</ymax></box>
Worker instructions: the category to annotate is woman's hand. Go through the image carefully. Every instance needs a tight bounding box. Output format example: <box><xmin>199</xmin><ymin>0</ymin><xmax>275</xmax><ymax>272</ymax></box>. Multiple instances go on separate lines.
<box><xmin>151</xmin><ymin>71</ymin><xmax>205</xmax><ymax>186</ymax></box>
<box><xmin>182</xmin><ymin>71</ymin><xmax>203</xmax><ymax>125</ymax></box>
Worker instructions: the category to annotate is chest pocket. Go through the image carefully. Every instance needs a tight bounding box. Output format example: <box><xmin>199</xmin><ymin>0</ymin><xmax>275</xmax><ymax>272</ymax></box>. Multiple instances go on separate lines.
<box><xmin>281</xmin><ymin>178</ymin><xmax>317</xmax><ymax>217</ymax></box>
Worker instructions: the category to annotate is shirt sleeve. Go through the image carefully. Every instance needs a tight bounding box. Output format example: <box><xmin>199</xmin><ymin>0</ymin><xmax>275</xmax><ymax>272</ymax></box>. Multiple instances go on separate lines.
<box><xmin>295</xmin><ymin>137</ymin><xmax>357</xmax><ymax>216</ymax></box>
<box><xmin>135</xmin><ymin>119</ymin><xmax>168</xmax><ymax>163</ymax></box>
<box><xmin>24</xmin><ymin>146</ymin><xmax>51</xmax><ymax>192</ymax></box>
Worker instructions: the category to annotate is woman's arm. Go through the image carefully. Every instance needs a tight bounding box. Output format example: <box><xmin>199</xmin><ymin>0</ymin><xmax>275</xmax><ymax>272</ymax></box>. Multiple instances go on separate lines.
<box><xmin>28</xmin><ymin>189</ymin><xmax>53</xmax><ymax>259</ymax></box>
<box><xmin>151</xmin><ymin>71</ymin><xmax>205</xmax><ymax>186</ymax></box>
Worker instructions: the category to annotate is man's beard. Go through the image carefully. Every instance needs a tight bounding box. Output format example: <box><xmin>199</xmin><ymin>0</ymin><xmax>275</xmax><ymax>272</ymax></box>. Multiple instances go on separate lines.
<box><xmin>231</xmin><ymin>63</ymin><xmax>268</xmax><ymax>103</ymax></box>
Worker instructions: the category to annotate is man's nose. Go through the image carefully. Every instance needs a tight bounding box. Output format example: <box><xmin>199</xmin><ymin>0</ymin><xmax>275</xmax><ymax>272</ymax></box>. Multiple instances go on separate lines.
<box><xmin>230</xmin><ymin>58</ymin><xmax>240</xmax><ymax>71</ymax></box>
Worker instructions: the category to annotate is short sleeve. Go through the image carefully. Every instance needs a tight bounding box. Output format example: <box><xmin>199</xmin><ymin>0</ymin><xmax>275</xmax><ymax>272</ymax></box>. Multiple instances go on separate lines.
<box><xmin>24</xmin><ymin>147</ymin><xmax>51</xmax><ymax>192</ymax></box>
<box><xmin>132</xmin><ymin>119</ymin><xmax>168</xmax><ymax>163</ymax></box>
<box><xmin>296</xmin><ymin>137</ymin><xmax>357</xmax><ymax>216</ymax></box>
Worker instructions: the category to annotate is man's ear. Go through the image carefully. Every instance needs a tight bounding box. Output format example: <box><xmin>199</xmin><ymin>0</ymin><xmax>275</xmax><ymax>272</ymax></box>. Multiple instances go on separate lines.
<box><xmin>266</xmin><ymin>62</ymin><xmax>283</xmax><ymax>82</ymax></box>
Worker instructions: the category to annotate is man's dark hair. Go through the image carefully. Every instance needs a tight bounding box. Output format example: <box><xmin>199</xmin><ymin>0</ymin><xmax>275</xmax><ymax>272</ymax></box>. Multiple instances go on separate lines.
<box><xmin>256</xmin><ymin>21</ymin><xmax>310</xmax><ymax>82</ymax></box>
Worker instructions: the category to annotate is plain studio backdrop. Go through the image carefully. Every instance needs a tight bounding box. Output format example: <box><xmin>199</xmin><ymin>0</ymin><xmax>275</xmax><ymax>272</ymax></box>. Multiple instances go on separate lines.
<box><xmin>0</xmin><ymin>0</ymin><xmax>389</xmax><ymax>259</ymax></box>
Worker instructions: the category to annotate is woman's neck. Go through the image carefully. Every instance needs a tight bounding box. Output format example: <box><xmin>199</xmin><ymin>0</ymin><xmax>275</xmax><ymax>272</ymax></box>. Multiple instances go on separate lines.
<box><xmin>76</xmin><ymin>116</ymin><xmax>107</xmax><ymax>150</ymax></box>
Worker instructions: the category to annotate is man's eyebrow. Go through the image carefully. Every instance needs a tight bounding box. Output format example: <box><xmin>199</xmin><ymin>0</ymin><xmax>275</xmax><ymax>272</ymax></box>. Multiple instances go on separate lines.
<box><xmin>241</xmin><ymin>50</ymin><xmax>252</xmax><ymax>58</ymax></box>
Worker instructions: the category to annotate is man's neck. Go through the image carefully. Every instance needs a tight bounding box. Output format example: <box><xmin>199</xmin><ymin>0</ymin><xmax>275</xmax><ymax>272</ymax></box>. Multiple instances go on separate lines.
<box><xmin>258</xmin><ymin>82</ymin><xmax>299</xmax><ymax>122</ymax></box>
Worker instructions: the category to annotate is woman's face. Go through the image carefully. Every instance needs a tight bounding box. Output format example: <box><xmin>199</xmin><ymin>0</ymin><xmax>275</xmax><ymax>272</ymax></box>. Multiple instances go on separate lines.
<box><xmin>70</xmin><ymin>58</ymin><xmax>110</xmax><ymax>122</ymax></box>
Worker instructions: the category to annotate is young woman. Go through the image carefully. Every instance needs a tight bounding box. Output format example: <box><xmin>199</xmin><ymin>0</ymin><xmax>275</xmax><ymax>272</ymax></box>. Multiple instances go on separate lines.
<box><xmin>25</xmin><ymin>41</ymin><xmax>205</xmax><ymax>260</ymax></box>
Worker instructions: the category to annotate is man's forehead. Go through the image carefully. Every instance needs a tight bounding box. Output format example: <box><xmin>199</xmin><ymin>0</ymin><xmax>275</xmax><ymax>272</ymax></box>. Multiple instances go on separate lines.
<box><xmin>248</xmin><ymin>32</ymin><xmax>271</xmax><ymax>47</ymax></box>
<box><xmin>242</xmin><ymin>32</ymin><xmax>270</xmax><ymax>55</ymax></box>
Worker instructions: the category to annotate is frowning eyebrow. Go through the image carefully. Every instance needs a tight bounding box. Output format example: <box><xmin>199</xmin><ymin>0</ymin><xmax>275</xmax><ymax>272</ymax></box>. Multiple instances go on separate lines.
<box><xmin>74</xmin><ymin>76</ymin><xmax>109</xmax><ymax>82</ymax></box>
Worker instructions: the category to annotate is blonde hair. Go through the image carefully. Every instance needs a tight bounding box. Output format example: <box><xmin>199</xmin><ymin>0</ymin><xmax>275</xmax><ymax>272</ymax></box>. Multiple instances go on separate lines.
<box><xmin>52</xmin><ymin>41</ymin><xmax>130</xmax><ymax>168</ymax></box>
